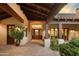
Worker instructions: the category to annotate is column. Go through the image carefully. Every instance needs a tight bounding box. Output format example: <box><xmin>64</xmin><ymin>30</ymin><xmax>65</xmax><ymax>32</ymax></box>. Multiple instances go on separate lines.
<box><xmin>44</xmin><ymin>23</ymin><xmax>50</xmax><ymax>48</ymax></box>
<box><xmin>58</xmin><ymin>23</ymin><xmax>64</xmax><ymax>44</ymax></box>
<box><xmin>45</xmin><ymin>24</ymin><xmax>49</xmax><ymax>39</ymax></box>
<box><xmin>73</xmin><ymin>18</ymin><xmax>75</xmax><ymax>22</ymax></box>
<box><xmin>58</xmin><ymin>23</ymin><xmax>62</xmax><ymax>39</ymax></box>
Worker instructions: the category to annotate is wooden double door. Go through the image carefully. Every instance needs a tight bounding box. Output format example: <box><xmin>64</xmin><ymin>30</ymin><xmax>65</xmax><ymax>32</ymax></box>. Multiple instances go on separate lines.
<box><xmin>7</xmin><ymin>25</ymin><xmax>15</xmax><ymax>45</ymax></box>
<box><xmin>32</xmin><ymin>29</ymin><xmax>42</xmax><ymax>39</ymax></box>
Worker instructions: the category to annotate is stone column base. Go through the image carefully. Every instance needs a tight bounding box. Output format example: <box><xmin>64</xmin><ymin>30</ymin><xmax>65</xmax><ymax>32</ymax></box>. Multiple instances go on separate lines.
<box><xmin>58</xmin><ymin>39</ymin><xmax>65</xmax><ymax>44</ymax></box>
<box><xmin>20</xmin><ymin>37</ymin><xmax>28</xmax><ymax>45</ymax></box>
<box><xmin>44</xmin><ymin>38</ymin><xmax>50</xmax><ymax>48</ymax></box>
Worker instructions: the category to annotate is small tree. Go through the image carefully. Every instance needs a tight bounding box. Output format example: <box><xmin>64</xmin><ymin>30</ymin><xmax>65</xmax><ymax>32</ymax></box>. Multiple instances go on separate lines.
<box><xmin>9</xmin><ymin>26</ymin><xmax>24</xmax><ymax>46</ymax></box>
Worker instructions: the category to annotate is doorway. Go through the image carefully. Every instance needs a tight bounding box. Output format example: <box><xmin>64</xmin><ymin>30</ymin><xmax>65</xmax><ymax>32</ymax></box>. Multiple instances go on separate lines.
<box><xmin>7</xmin><ymin>25</ymin><xmax>15</xmax><ymax>45</ymax></box>
<box><xmin>31</xmin><ymin>24</ymin><xmax>44</xmax><ymax>46</ymax></box>
<box><xmin>32</xmin><ymin>29</ymin><xmax>42</xmax><ymax>39</ymax></box>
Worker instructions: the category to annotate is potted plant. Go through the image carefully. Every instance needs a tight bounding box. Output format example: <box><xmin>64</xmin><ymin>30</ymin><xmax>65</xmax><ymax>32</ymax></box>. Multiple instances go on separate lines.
<box><xmin>9</xmin><ymin>26</ymin><xmax>24</xmax><ymax>46</ymax></box>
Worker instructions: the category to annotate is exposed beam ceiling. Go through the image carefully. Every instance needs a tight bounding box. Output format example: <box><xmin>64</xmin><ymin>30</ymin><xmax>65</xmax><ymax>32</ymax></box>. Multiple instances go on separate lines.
<box><xmin>0</xmin><ymin>8</ymin><xmax>12</xmax><ymax>20</ymax></box>
<box><xmin>18</xmin><ymin>3</ymin><xmax>66</xmax><ymax>21</ymax></box>
<box><xmin>21</xmin><ymin>5</ymin><xmax>47</xmax><ymax>17</ymax></box>
<box><xmin>46</xmin><ymin>3</ymin><xmax>66</xmax><ymax>22</ymax></box>
<box><xmin>0</xmin><ymin>3</ymin><xmax>66</xmax><ymax>22</ymax></box>
<box><xmin>23</xmin><ymin>10</ymin><xmax>46</xmax><ymax>20</ymax></box>
<box><xmin>0</xmin><ymin>3</ymin><xmax>25</xmax><ymax>23</ymax></box>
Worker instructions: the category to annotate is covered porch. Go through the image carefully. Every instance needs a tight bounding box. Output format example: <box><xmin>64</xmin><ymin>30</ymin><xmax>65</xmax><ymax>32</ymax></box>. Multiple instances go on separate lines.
<box><xmin>0</xmin><ymin>3</ymin><xmax>66</xmax><ymax>56</ymax></box>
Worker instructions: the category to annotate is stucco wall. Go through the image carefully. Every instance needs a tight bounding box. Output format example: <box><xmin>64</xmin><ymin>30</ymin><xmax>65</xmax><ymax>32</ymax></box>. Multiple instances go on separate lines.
<box><xmin>0</xmin><ymin>17</ymin><xmax>29</xmax><ymax>45</ymax></box>
<box><xmin>0</xmin><ymin>24</ymin><xmax>6</xmax><ymax>45</ymax></box>
<box><xmin>69</xmin><ymin>30</ymin><xmax>79</xmax><ymax>40</ymax></box>
<box><xmin>1</xmin><ymin>17</ymin><xmax>23</xmax><ymax>25</ymax></box>
<box><xmin>7</xmin><ymin>3</ymin><xmax>28</xmax><ymax>26</ymax></box>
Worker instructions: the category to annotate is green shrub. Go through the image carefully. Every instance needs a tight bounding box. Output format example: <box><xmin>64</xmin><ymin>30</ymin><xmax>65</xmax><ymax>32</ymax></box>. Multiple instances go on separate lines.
<box><xmin>59</xmin><ymin>39</ymin><xmax>79</xmax><ymax>56</ymax></box>
<box><xmin>50</xmin><ymin>36</ymin><xmax>58</xmax><ymax>51</ymax></box>
<box><xmin>9</xmin><ymin>26</ymin><xmax>24</xmax><ymax>46</ymax></box>
<box><xmin>69</xmin><ymin>39</ymin><xmax>79</xmax><ymax>47</ymax></box>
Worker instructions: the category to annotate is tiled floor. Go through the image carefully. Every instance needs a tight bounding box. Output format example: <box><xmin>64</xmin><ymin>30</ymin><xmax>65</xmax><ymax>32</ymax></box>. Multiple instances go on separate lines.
<box><xmin>0</xmin><ymin>43</ymin><xmax>60</xmax><ymax>56</ymax></box>
<box><xmin>31</xmin><ymin>39</ymin><xmax>44</xmax><ymax>46</ymax></box>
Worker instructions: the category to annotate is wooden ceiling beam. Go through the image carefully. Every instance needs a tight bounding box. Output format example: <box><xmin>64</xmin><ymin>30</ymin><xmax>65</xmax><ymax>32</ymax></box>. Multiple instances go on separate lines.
<box><xmin>24</xmin><ymin>4</ymin><xmax>50</xmax><ymax>13</ymax></box>
<box><xmin>25</xmin><ymin>14</ymin><xmax>45</xmax><ymax>20</ymax></box>
<box><xmin>18</xmin><ymin>3</ymin><xmax>66</xmax><ymax>21</ymax></box>
<box><xmin>46</xmin><ymin>3</ymin><xmax>67</xmax><ymax>22</ymax></box>
<box><xmin>23</xmin><ymin>9</ymin><xmax>46</xmax><ymax>18</ymax></box>
<box><xmin>36</xmin><ymin>3</ymin><xmax>55</xmax><ymax>10</ymax></box>
<box><xmin>23</xmin><ymin>10</ymin><xmax>46</xmax><ymax>20</ymax></box>
<box><xmin>0</xmin><ymin>11</ymin><xmax>7</xmax><ymax>15</ymax></box>
<box><xmin>0</xmin><ymin>3</ymin><xmax>24</xmax><ymax>23</ymax></box>
<box><xmin>22</xmin><ymin>9</ymin><xmax>47</xmax><ymax>18</ymax></box>
<box><xmin>0</xmin><ymin>9</ymin><xmax>6</xmax><ymax>14</ymax></box>
<box><xmin>21</xmin><ymin>5</ymin><xmax>48</xmax><ymax>17</ymax></box>
<box><xmin>0</xmin><ymin>13</ymin><xmax>11</xmax><ymax>20</ymax></box>
<box><xmin>0</xmin><ymin>8</ymin><xmax>12</xmax><ymax>20</ymax></box>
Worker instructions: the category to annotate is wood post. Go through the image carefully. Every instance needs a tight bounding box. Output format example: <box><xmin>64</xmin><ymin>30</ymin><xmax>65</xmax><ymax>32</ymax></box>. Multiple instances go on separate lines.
<box><xmin>58</xmin><ymin>23</ymin><xmax>62</xmax><ymax>39</ymax></box>
<box><xmin>45</xmin><ymin>24</ymin><xmax>49</xmax><ymax>39</ymax></box>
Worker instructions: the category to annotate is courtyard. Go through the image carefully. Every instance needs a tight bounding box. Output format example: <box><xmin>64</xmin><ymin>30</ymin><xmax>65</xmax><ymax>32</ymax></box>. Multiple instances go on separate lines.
<box><xmin>0</xmin><ymin>3</ymin><xmax>79</xmax><ymax>56</ymax></box>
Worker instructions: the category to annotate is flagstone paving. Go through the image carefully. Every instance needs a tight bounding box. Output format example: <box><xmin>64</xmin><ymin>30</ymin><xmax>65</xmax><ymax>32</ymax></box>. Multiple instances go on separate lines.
<box><xmin>0</xmin><ymin>43</ymin><xmax>60</xmax><ymax>56</ymax></box>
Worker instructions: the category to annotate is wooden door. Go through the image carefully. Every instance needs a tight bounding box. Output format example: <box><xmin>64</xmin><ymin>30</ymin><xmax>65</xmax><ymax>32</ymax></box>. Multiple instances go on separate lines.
<box><xmin>32</xmin><ymin>29</ymin><xmax>42</xmax><ymax>39</ymax></box>
<box><xmin>7</xmin><ymin>25</ymin><xmax>15</xmax><ymax>45</ymax></box>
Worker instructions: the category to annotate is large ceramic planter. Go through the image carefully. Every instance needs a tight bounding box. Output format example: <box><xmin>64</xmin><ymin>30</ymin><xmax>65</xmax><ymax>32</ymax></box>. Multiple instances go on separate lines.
<box><xmin>58</xmin><ymin>39</ymin><xmax>65</xmax><ymax>44</ymax></box>
<box><xmin>44</xmin><ymin>38</ymin><xmax>50</xmax><ymax>48</ymax></box>
<box><xmin>15</xmin><ymin>39</ymin><xmax>20</xmax><ymax>46</ymax></box>
<box><xmin>16</xmin><ymin>43</ymin><xmax>20</xmax><ymax>46</ymax></box>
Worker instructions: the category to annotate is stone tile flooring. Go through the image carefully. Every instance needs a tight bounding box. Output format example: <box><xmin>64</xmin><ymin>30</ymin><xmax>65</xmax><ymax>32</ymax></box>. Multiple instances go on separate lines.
<box><xmin>31</xmin><ymin>40</ymin><xmax>44</xmax><ymax>46</ymax></box>
<box><xmin>0</xmin><ymin>43</ymin><xmax>60</xmax><ymax>56</ymax></box>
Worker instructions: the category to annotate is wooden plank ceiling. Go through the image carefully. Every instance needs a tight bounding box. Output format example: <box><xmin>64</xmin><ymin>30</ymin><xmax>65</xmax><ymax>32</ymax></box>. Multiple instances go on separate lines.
<box><xmin>18</xmin><ymin>3</ymin><xmax>66</xmax><ymax>21</ymax></box>
<box><xmin>0</xmin><ymin>8</ymin><xmax>12</xmax><ymax>20</ymax></box>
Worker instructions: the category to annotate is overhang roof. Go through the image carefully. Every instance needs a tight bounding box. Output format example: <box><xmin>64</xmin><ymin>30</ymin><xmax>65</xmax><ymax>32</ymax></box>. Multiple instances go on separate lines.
<box><xmin>0</xmin><ymin>3</ymin><xmax>66</xmax><ymax>22</ymax></box>
<box><xmin>55</xmin><ymin>13</ymin><xmax>79</xmax><ymax>19</ymax></box>
<box><xmin>18</xmin><ymin>3</ymin><xmax>66</xmax><ymax>21</ymax></box>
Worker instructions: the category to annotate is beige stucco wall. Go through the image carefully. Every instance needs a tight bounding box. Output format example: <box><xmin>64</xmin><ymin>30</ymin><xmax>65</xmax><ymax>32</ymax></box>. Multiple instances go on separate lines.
<box><xmin>0</xmin><ymin>24</ymin><xmax>6</xmax><ymax>45</ymax></box>
<box><xmin>0</xmin><ymin>17</ymin><xmax>29</xmax><ymax>45</ymax></box>
<box><xmin>7</xmin><ymin>3</ymin><xmax>28</xmax><ymax>26</ymax></box>
<box><xmin>1</xmin><ymin>17</ymin><xmax>23</xmax><ymax>25</ymax></box>
<box><xmin>69</xmin><ymin>30</ymin><xmax>79</xmax><ymax>40</ymax></box>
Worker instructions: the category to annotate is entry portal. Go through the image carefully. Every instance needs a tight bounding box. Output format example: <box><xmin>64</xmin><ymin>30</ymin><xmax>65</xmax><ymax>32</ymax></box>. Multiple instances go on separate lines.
<box><xmin>32</xmin><ymin>29</ymin><xmax>42</xmax><ymax>39</ymax></box>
